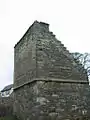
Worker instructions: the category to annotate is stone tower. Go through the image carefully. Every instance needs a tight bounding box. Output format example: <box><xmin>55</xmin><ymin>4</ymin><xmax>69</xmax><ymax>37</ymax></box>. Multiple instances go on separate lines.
<box><xmin>14</xmin><ymin>21</ymin><xmax>89</xmax><ymax>120</ymax></box>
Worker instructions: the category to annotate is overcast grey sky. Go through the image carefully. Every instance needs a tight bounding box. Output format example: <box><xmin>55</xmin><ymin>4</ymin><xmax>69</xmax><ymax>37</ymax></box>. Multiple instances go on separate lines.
<box><xmin>0</xmin><ymin>0</ymin><xmax>90</xmax><ymax>90</ymax></box>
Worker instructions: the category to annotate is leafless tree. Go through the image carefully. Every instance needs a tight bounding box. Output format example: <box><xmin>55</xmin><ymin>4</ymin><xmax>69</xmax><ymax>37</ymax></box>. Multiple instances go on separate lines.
<box><xmin>72</xmin><ymin>52</ymin><xmax>90</xmax><ymax>79</ymax></box>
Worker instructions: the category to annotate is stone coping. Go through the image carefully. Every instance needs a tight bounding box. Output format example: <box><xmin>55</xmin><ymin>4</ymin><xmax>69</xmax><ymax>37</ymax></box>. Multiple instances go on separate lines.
<box><xmin>13</xmin><ymin>78</ymin><xmax>89</xmax><ymax>90</ymax></box>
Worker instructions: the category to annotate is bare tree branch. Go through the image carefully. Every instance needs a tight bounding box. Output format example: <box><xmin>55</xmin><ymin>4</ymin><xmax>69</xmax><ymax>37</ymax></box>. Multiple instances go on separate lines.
<box><xmin>72</xmin><ymin>52</ymin><xmax>90</xmax><ymax>78</ymax></box>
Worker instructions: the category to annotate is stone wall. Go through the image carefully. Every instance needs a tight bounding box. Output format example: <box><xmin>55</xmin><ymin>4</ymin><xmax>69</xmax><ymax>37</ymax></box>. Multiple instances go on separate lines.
<box><xmin>13</xmin><ymin>81</ymin><xmax>90</xmax><ymax>120</ymax></box>
<box><xmin>14</xmin><ymin>21</ymin><xmax>90</xmax><ymax>120</ymax></box>
<box><xmin>36</xmin><ymin>34</ymin><xmax>88</xmax><ymax>81</ymax></box>
<box><xmin>0</xmin><ymin>94</ymin><xmax>13</xmax><ymax>116</ymax></box>
<box><xmin>14</xmin><ymin>23</ymin><xmax>37</xmax><ymax>88</ymax></box>
<box><xmin>14</xmin><ymin>21</ymin><xmax>88</xmax><ymax>89</ymax></box>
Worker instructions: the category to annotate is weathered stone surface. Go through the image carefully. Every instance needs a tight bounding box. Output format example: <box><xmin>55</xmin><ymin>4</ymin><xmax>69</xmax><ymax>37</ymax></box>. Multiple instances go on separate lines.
<box><xmin>13</xmin><ymin>81</ymin><xmax>90</xmax><ymax>120</ymax></box>
<box><xmin>14</xmin><ymin>21</ymin><xmax>88</xmax><ymax>88</ymax></box>
<box><xmin>13</xmin><ymin>21</ymin><xmax>90</xmax><ymax>120</ymax></box>
<box><xmin>0</xmin><ymin>94</ymin><xmax>13</xmax><ymax>116</ymax></box>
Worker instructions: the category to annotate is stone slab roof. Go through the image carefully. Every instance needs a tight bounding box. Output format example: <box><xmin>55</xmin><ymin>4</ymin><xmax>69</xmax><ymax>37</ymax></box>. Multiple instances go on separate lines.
<box><xmin>1</xmin><ymin>84</ymin><xmax>13</xmax><ymax>92</ymax></box>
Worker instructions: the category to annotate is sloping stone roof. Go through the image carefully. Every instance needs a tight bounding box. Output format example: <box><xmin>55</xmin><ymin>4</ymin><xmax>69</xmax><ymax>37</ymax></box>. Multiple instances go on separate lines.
<box><xmin>1</xmin><ymin>84</ymin><xmax>13</xmax><ymax>92</ymax></box>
